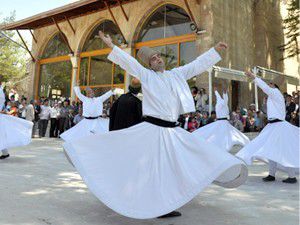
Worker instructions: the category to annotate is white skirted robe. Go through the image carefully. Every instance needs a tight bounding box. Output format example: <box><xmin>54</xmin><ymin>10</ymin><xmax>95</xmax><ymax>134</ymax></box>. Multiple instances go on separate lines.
<box><xmin>63</xmin><ymin>46</ymin><xmax>248</xmax><ymax>219</ymax></box>
<box><xmin>0</xmin><ymin>85</ymin><xmax>33</xmax><ymax>152</ymax></box>
<box><xmin>193</xmin><ymin>90</ymin><xmax>250</xmax><ymax>152</ymax></box>
<box><xmin>237</xmin><ymin>78</ymin><xmax>299</xmax><ymax>173</ymax></box>
<box><xmin>60</xmin><ymin>87</ymin><xmax>112</xmax><ymax>142</ymax></box>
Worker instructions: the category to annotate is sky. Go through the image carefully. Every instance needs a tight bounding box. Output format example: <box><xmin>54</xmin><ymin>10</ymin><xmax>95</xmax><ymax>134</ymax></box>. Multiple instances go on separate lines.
<box><xmin>0</xmin><ymin>0</ymin><xmax>79</xmax><ymax>48</ymax></box>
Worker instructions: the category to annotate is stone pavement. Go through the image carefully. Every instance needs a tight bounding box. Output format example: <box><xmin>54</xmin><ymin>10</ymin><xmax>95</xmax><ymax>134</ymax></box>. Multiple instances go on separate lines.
<box><xmin>0</xmin><ymin>136</ymin><xmax>298</xmax><ymax>225</ymax></box>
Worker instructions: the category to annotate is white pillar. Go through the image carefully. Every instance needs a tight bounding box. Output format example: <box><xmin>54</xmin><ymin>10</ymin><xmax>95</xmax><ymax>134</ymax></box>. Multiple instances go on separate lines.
<box><xmin>253</xmin><ymin>67</ymin><xmax>259</xmax><ymax>111</ymax></box>
<box><xmin>207</xmin><ymin>68</ymin><xmax>213</xmax><ymax>115</ymax></box>
<box><xmin>70</xmin><ymin>54</ymin><xmax>79</xmax><ymax>101</ymax></box>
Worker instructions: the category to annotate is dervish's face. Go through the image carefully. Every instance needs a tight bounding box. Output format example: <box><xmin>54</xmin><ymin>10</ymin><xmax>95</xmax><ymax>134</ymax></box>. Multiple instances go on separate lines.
<box><xmin>86</xmin><ymin>89</ymin><xmax>95</xmax><ymax>98</ymax></box>
<box><xmin>269</xmin><ymin>82</ymin><xmax>275</xmax><ymax>88</ymax></box>
<box><xmin>149</xmin><ymin>53</ymin><xmax>165</xmax><ymax>72</ymax></box>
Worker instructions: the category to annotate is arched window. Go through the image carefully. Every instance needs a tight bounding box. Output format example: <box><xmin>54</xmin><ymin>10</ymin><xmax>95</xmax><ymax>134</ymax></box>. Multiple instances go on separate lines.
<box><xmin>138</xmin><ymin>4</ymin><xmax>193</xmax><ymax>42</ymax></box>
<box><xmin>79</xmin><ymin>20</ymin><xmax>125</xmax><ymax>92</ymax></box>
<box><xmin>41</xmin><ymin>33</ymin><xmax>70</xmax><ymax>59</ymax></box>
<box><xmin>38</xmin><ymin>33</ymin><xmax>72</xmax><ymax>100</ymax></box>
<box><xmin>82</xmin><ymin>20</ymin><xmax>124</xmax><ymax>52</ymax></box>
<box><xmin>135</xmin><ymin>4</ymin><xmax>198</xmax><ymax>80</ymax></box>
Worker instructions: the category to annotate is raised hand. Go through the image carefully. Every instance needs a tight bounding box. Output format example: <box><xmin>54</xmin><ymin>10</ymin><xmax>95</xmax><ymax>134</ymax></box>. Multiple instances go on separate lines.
<box><xmin>245</xmin><ymin>71</ymin><xmax>256</xmax><ymax>80</ymax></box>
<box><xmin>214</xmin><ymin>42</ymin><xmax>228</xmax><ymax>53</ymax></box>
<box><xmin>98</xmin><ymin>31</ymin><xmax>114</xmax><ymax>48</ymax></box>
<box><xmin>76</xmin><ymin>80</ymin><xmax>80</xmax><ymax>86</ymax></box>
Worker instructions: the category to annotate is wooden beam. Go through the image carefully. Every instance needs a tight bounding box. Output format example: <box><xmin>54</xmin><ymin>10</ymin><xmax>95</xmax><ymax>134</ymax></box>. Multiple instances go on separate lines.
<box><xmin>64</xmin><ymin>16</ymin><xmax>75</xmax><ymax>34</ymax></box>
<box><xmin>52</xmin><ymin>17</ymin><xmax>74</xmax><ymax>54</ymax></box>
<box><xmin>183</xmin><ymin>0</ymin><xmax>197</xmax><ymax>27</ymax></box>
<box><xmin>104</xmin><ymin>1</ymin><xmax>127</xmax><ymax>44</ymax></box>
<box><xmin>117</xmin><ymin>0</ymin><xmax>129</xmax><ymax>21</ymax></box>
<box><xmin>29</xmin><ymin>30</ymin><xmax>37</xmax><ymax>43</ymax></box>
<box><xmin>16</xmin><ymin>30</ymin><xmax>35</xmax><ymax>62</ymax></box>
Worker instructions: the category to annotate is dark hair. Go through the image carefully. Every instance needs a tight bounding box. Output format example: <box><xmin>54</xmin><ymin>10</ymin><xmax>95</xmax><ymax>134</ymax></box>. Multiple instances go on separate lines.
<box><xmin>211</xmin><ymin>111</ymin><xmax>216</xmax><ymax>115</ymax></box>
<box><xmin>44</xmin><ymin>99</ymin><xmax>49</xmax><ymax>103</ymax></box>
<box><xmin>274</xmin><ymin>84</ymin><xmax>280</xmax><ymax>89</ymax></box>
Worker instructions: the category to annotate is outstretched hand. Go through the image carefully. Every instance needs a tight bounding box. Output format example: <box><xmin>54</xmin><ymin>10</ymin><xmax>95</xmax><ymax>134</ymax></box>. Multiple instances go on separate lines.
<box><xmin>98</xmin><ymin>31</ymin><xmax>114</xmax><ymax>48</ymax></box>
<box><xmin>112</xmin><ymin>88</ymin><xmax>117</xmax><ymax>95</ymax></box>
<box><xmin>214</xmin><ymin>42</ymin><xmax>228</xmax><ymax>53</ymax></box>
<box><xmin>213</xmin><ymin>86</ymin><xmax>218</xmax><ymax>92</ymax></box>
<box><xmin>245</xmin><ymin>71</ymin><xmax>256</xmax><ymax>80</ymax></box>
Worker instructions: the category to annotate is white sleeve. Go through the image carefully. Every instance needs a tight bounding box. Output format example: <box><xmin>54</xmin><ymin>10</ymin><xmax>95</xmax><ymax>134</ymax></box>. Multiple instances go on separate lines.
<box><xmin>171</xmin><ymin>48</ymin><xmax>221</xmax><ymax>80</ymax></box>
<box><xmin>108</xmin><ymin>46</ymin><xmax>149</xmax><ymax>82</ymax></box>
<box><xmin>98</xmin><ymin>90</ymin><xmax>113</xmax><ymax>102</ymax></box>
<box><xmin>223</xmin><ymin>92</ymin><xmax>229</xmax><ymax>104</ymax></box>
<box><xmin>254</xmin><ymin>77</ymin><xmax>276</xmax><ymax>97</ymax></box>
<box><xmin>214</xmin><ymin>90</ymin><xmax>222</xmax><ymax>102</ymax></box>
<box><xmin>74</xmin><ymin>86</ymin><xmax>87</xmax><ymax>102</ymax></box>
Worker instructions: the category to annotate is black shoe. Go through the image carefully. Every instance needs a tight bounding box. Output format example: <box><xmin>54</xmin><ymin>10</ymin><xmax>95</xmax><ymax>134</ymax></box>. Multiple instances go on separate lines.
<box><xmin>157</xmin><ymin>211</ymin><xmax>182</xmax><ymax>218</ymax></box>
<box><xmin>262</xmin><ymin>175</ymin><xmax>275</xmax><ymax>182</ymax></box>
<box><xmin>0</xmin><ymin>154</ymin><xmax>10</xmax><ymax>160</ymax></box>
<box><xmin>282</xmin><ymin>177</ymin><xmax>297</xmax><ymax>184</ymax></box>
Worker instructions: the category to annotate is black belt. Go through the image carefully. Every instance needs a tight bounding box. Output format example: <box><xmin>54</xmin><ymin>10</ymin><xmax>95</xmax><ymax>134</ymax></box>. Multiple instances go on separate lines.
<box><xmin>217</xmin><ymin>118</ymin><xmax>228</xmax><ymax>121</ymax></box>
<box><xmin>268</xmin><ymin>119</ymin><xmax>283</xmax><ymax>123</ymax></box>
<box><xmin>143</xmin><ymin>116</ymin><xmax>179</xmax><ymax>128</ymax></box>
<box><xmin>84</xmin><ymin>115</ymin><xmax>102</xmax><ymax>120</ymax></box>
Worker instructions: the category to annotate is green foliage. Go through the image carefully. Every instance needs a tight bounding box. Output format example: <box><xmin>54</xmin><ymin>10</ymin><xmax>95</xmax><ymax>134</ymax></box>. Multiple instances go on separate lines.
<box><xmin>279</xmin><ymin>0</ymin><xmax>300</xmax><ymax>59</ymax></box>
<box><xmin>0</xmin><ymin>11</ymin><xmax>27</xmax><ymax>82</ymax></box>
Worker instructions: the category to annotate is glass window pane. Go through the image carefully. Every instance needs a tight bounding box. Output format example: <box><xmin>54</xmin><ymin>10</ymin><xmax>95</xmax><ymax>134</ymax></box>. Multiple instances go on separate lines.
<box><xmin>180</xmin><ymin>42</ymin><xmax>198</xmax><ymax>66</ymax></box>
<box><xmin>82</xmin><ymin>20</ymin><xmax>124</xmax><ymax>52</ymax></box>
<box><xmin>180</xmin><ymin>42</ymin><xmax>198</xmax><ymax>86</ymax></box>
<box><xmin>39</xmin><ymin>61</ymin><xmax>72</xmax><ymax>100</ymax></box>
<box><xmin>42</xmin><ymin>34</ymin><xmax>70</xmax><ymax>59</ymax></box>
<box><xmin>113</xmin><ymin>65</ymin><xmax>125</xmax><ymax>84</ymax></box>
<box><xmin>89</xmin><ymin>55</ymin><xmax>112</xmax><ymax>85</ymax></box>
<box><xmin>138</xmin><ymin>5</ymin><xmax>193</xmax><ymax>42</ymax></box>
<box><xmin>79</xmin><ymin>57</ymin><xmax>89</xmax><ymax>86</ymax></box>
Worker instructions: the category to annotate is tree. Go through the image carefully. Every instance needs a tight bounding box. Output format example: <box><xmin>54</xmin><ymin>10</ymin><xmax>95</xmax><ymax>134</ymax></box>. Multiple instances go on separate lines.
<box><xmin>0</xmin><ymin>12</ymin><xmax>28</xmax><ymax>82</ymax></box>
<box><xmin>279</xmin><ymin>0</ymin><xmax>300</xmax><ymax>59</ymax></box>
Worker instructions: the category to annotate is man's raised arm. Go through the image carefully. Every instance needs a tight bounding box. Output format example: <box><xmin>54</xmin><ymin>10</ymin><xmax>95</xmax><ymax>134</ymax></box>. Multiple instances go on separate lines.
<box><xmin>245</xmin><ymin>71</ymin><xmax>275</xmax><ymax>97</ymax></box>
<box><xmin>98</xmin><ymin>31</ymin><xmax>148</xmax><ymax>81</ymax></box>
<box><xmin>98</xmin><ymin>90</ymin><xmax>113</xmax><ymax>103</ymax></box>
<box><xmin>74</xmin><ymin>80</ymin><xmax>87</xmax><ymax>102</ymax></box>
<box><xmin>172</xmin><ymin>42</ymin><xmax>227</xmax><ymax>80</ymax></box>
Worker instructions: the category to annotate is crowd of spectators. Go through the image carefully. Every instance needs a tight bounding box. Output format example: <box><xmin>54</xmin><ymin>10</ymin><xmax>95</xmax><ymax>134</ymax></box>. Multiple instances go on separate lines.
<box><xmin>1</xmin><ymin>87</ymin><xmax>299</xmax><ymax>137</ymax></box>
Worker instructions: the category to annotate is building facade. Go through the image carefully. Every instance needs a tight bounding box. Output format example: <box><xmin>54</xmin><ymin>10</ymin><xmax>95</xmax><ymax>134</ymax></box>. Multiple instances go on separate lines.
<box><xmin>2</xmin><ymin>0</ymin><xmax>299</xmax><ymax>110</ymax></box>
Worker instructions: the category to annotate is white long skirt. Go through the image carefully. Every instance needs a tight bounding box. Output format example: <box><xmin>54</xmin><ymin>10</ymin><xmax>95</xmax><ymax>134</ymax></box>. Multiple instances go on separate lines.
<box><xmin>0</xmin><ymin>114</ymin><xmax>33</xmax><ymax>150</ymax></box>
<box><xmin>193</xmin><ymin>120</ymin><xmax>250</xmax><ymax>152</ymax></box>
<box><xmin>60</xmin><ymin>118</ymin><xmax>109</xmax><ymax>142</ymax></box>
<box><xmin>63</xmin><ymin>122</ymin><xmax>248</xmax><ymax>219</ymax></box>
<box><xmin>236</xmin><ymin>121</ymin><xmax>299</xmax><ymax>169</ymax></box>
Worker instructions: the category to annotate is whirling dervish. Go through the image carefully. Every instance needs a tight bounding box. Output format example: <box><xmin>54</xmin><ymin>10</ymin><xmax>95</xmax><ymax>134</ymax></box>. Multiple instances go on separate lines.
<box><xmin>193</xmin><ymin>85</ymin><xmax>250</xmax><ymax>152</ymax></box>
<box><xmin>63</xmin><ymin>31</ymin><xmax>248</xmax><ymax>219</ymax></box>
<box><xmin>0</xmin><ymin>75</ymin><xmax>33</xmax><ymax>159</ymax></box>
<box><xmin>60</xmin><ymin>80</ymin><xmax>115</xmax><ymax>142</ymax></box>
<box><xmin>237</xmin><ymin>70</ymin><xmax>299</xmax><ymax>183</ymax></box>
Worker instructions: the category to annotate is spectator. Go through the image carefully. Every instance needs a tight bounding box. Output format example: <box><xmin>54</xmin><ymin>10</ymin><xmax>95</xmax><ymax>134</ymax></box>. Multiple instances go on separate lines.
<box><xmin>73</xmin><ymin>108</ymin><xmax>84</xmax><ymax>125</ymax></box>
<box><xmin>18</xmin><ymin>99</ymin><xmax>27</xmax><ymax>119</ymax></box>
<box><xmin>286</xmin><ymin>94</ymin><xmax>296</xmax><ymax>122</ymax></box>
<box><xmin>188</xmin><ymin>117</ymin><xmax>199</xmax><ymax>132</ymax></box>
<box><xmin>58</xmin><ymin>101</ymin><xmax>69</xmax><ymax>135</ymax></box>
<box><xmin>32</xmin><ymin>100</ymin><xmax>41</xmax><ymax>138</ymax></box>
<box><xmin>207</xmin><ymin>111</ymin><xmax>216</xmax><ymax>124</ymax></box>
<box><xmin>39</xmin><ymin>99</ymin><xmax>51</xmax><ymax>137</ymax></box>
<box><xmin>50</xmin><ymin>103</ymin><xmax>59</xmax><ymax>138</ymax></box>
